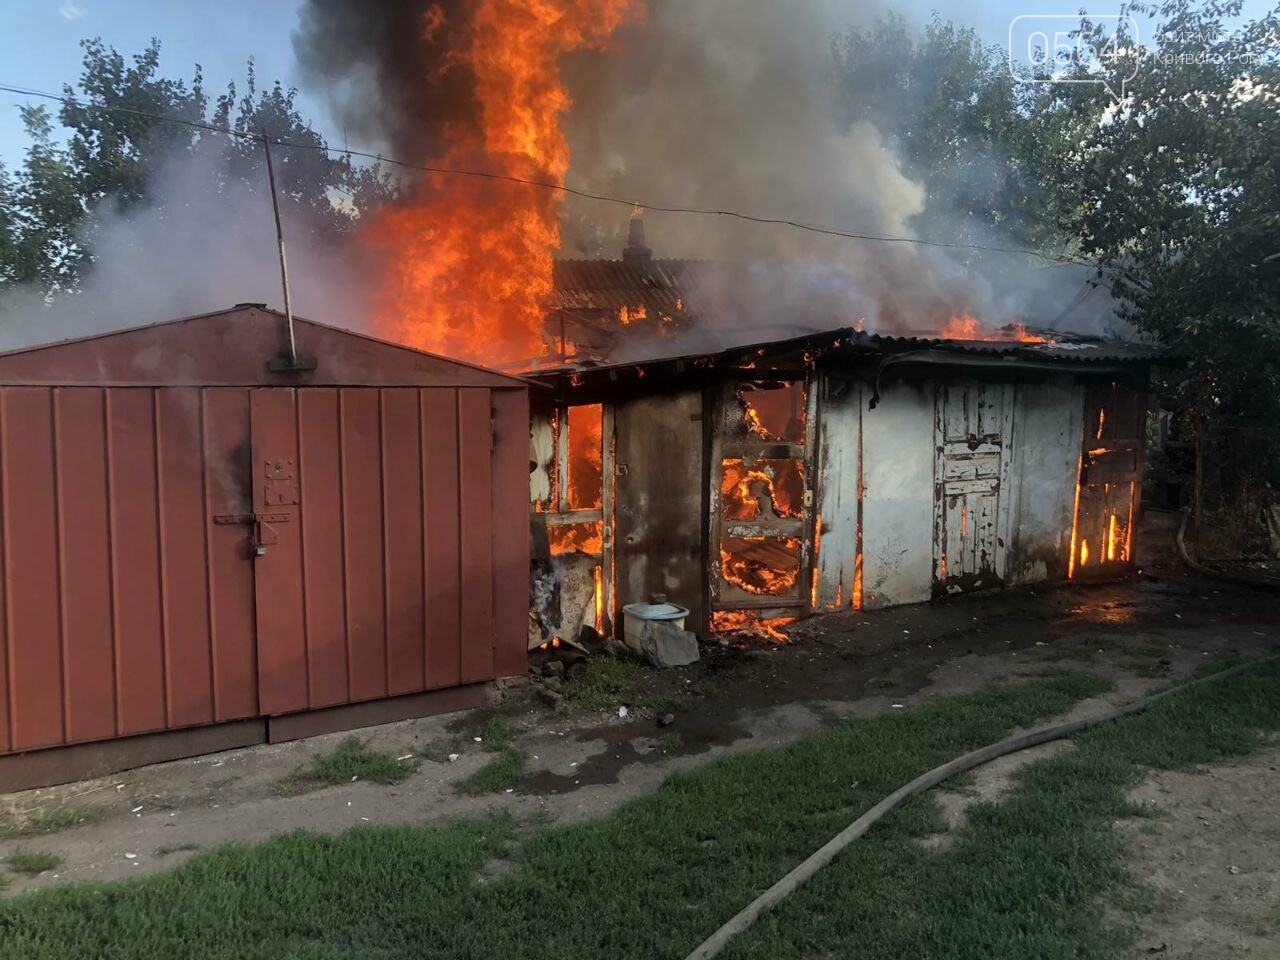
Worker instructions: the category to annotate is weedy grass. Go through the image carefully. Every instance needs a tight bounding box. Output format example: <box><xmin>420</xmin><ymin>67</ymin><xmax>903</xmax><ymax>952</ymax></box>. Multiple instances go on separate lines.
<box><xmin>3</xmin><ymin>661</ymin><xmax>1279</xmax><ymax>960</ymax></box>
<box><xmin>154</xmin><ymin>844</ymin><xmax>201</xmax><ymax>858</ymax></box>
<box><xmin>0</xmin><ymin>808</ymin><xmax>86</xmax><ymax>840</ymax></box>
<box><xmin>639</xmin><ymin>693</ymin><xmax>683</xmax><ymax>714</ymax></box>
<box><xmin>4</xmin><ymin>850</ymin><xmax>62</xmax><ymax>877</ymax></box>
<box><xmin>274</xmin><ymin>737</ymin><xmax>417</xmax><ymax>795</ymax></box>
<box><xmin>453</xmin><ymin>748</ymin><xmax>528</xmax><ymax>796</ymax></box>
<box><xmin>565</xmin><ymin>656</ymin><xmax>643</xmax><ymax>710</ymax></box>
<box><xmin>473</xmin><ymin>715</ymin><xmax>516</xmax><ymax>751</ymax></box>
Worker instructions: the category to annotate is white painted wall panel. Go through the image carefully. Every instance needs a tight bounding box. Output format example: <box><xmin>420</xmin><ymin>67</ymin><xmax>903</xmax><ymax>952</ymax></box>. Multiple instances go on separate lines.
<box><xmin>813</xmin><ymin>374</ymin><xmax>860</xmax><ymax>609</ymax></box>
<box><xmin>1006</xmin><ymin>378</ymin><xmax>1084</xmax><ymax>584</ymax></box>
<box><xmin>861</xmin><ymin>379</ymin><xmax>936</xmax><ymax>608</ymax></box>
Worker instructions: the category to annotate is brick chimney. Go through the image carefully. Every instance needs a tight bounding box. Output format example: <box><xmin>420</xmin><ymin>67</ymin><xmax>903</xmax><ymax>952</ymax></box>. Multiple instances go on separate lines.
<box><xmin>622</xmin><ymin>209</ymin><xmax>652</xmax><ymax>265</ymax></box>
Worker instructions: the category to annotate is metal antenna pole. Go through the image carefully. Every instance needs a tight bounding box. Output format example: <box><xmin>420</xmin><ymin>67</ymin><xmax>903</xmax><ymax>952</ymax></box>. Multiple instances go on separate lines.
<box><xmin>261</xmin><ymin>130</ymin><xmax>298</xmax><ymax>365</ymax></box>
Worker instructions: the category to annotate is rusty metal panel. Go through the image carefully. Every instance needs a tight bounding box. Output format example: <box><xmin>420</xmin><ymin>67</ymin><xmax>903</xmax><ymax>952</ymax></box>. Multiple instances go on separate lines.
<box><xmin>491</xmin><ymin>388</ymin><xmax>530</xmax><ymax>678</ymax></box>
<box><xmin>3</xmin><ymin>387</ymin><xmax>65</xmax><ymax>750</ymax></box>
<box><xmin>340</xmin><ymin>389</ymin><xmax>389</xmax><ymax>702</ymax></box>
<box><xmin>201</xmin><ymin>388</ymin><xmax>258</xmax><ymax>722</ymax></box>
<box><xmin>422</xmin><ymin>389</ymin><xmax>462</xmax><ymax>688</ymax></box>
<box><xmin>156</xmin><ymin>388</ymin><xmax>216</xmax><ymax>729</ymax></box>
<box><xmin>381</xmin><ymin>388</ymin><xmax>427</xmax><ymax>696</ymax></box>
<box><xmin>614</xmin><ymin>390</ymin><xmax>705</xmax><ymax>631</ymax></box>
<box><xmin>107</xmin><ymin>389</ymin><xmax>167</xmax><ymax>736</ymax></box>
<box><xmin>297</xmin><ymin>388</ymin><xmax>350</xmax><ymax>708</ymax></box>
<box><xmin>458</xmin><ymin>388</ymin><xmax>495</xmax><ymax>682</ymax></box>
<box><xmin>54</xmin><ymin>388</ymin><xmax>117</xmax><ymax>744</ymax></box>
<box><xmin>251</xmin><ymin>389</ymin><xmax>308</xmax><ymax>716</ymax></box>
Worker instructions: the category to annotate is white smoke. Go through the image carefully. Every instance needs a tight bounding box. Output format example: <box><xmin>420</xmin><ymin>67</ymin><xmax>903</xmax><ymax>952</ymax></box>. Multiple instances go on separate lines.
<box><xmin>0</xmin><ymin>139</ymin><xmax>370</xmax><ymax>351</ymax></box>
<box><xmin>559</xmin><ymin>0</ymin><xmax>1116</xmax><ymax>342</ymax></box>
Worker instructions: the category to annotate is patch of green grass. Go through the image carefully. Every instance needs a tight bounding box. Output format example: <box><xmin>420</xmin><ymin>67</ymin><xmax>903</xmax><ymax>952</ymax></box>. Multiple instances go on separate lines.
<box><xmin>1129</xmin><ymin>660</ymin><xmax>1170</xmax><ymax>679</ymax></box>
<box><xmin>155</xmin><ymin>844</ymin><xmax>201</xmax><ymax>858</ymax></box>
<box><xmin>474</xmin><ymin>715</ymin><xmax>516</xmax><ymax>751</ymax></box>
<box><xmin>275</xmin><ymin>737</ymin><xmax>417</xmax><ymax>795</ymax></box>
<box><xmin>639</xmin><ymin>693</ymin><xmax>682</xmax><ymax>713</ymax></box>
<box><xmin>5</xmin><ymin>660</ymin><xmax>1280</xmax><ymax>960</ymax></box>
<box><xmin>0</xmin><ymin>873</ymin><xmax>8</xmax><ymax>892</ymax></box>
<box><xmin>689</xmin><ymin>677</ymin><xmax>725</xmax><ymax>698</ymax></box>
<box><xmin>0</xmin><ymin>808</ymin><xmax>85</xmax><ymax>840</ymax></box>
<box><xmin>565</xmin><ymin>657</ymin><xmax>643</xmax><ymax>710</ymax></box>
<box><xmin>454</xmin><ymin>748</ymin><xmax>528</xmax><ymax>796</ymax></box>
<box><xmin>4</xmin><ymin>849</ymin><xmax>61</xmax><ymax>876</ymax></box>
<box><xmin>654</xmin><ymin>733</ymin><xmax>682</xmax><ymax>752</ymax></box>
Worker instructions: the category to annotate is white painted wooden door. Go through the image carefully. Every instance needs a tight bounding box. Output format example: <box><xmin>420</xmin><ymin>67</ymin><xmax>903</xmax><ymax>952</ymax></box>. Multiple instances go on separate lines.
<box><xmin>934</xmin><ymin>381</ymin><xmax>1014</xmax><ymax>593</ymax></box>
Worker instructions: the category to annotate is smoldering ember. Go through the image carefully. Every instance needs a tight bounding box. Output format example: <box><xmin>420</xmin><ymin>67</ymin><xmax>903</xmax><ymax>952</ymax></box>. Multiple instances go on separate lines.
<box><xmin>0</xmin><ymin>2</ymin><xmax>1277</xmax><ymax>958</ymax></box>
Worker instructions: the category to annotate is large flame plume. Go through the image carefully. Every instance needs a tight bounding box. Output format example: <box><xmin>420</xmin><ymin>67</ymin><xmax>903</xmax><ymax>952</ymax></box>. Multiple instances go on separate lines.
<box><xmin>361</xmin><ymin>0</ymin><xmax>640</xmax><ymax>364</ymax></box>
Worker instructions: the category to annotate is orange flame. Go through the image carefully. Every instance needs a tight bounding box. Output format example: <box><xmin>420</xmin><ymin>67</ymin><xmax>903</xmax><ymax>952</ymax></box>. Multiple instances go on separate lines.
<box><xmin>362</xmin><ymin>0</ymin><xmax>640</xmax><ymax>364</ymax></box>
<box><xmin>548</xmin><ymin>521</ymin><xmax>603</xmax><ymax>555</ymax></box>
<box><xmin>720</xmin><ymin>537</ymin><xmax>801</xmax><ymax>596</ymax></box>
<box><xmin>721</xmin><ymin>458</ymin><xmax>804</xmax><ymax>521</ymax></box>
<box><xmin>939</xmin><ymin>314</ymin><xmax>1051</xmax><ymax>344</ymax></box>
<box><xmin>711</xmin><ymin>611</ymin><xmax>794</xmax><ymax>644</ymax></box>
<box><xmin>593</xmin><ymin>563</ymin><xmax>604</xmax><ymax>633</ymax></box>
<box><xmin>567</xmin><ymin>404</ymin><xmax>603</xmax><ymax>510</ymax></box>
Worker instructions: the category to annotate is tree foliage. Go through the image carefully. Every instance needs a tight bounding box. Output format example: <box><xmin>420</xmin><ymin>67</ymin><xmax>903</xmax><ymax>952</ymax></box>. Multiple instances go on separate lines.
<box><xmin>0</xmin><ymin>37</ymin><xmax>397</xmax><ymax>297</ymax></box>
<box><xmin>1071</xmin><ymin>1</ymin><xmax>1280</xmax><ymax>419</ymax></box>
<box><xmin>837</xmin><ymin>2</ymin><xmax>1278</xmax><ymax>449</ymax></box>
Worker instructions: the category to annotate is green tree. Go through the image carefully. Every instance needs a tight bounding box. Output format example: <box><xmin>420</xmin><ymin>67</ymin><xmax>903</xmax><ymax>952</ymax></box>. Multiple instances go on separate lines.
<box><xmin>1071</xmin><ymin>1</ymin><xmax>1280</xmax><ymax>397</ymax></box>
<box><xmin>0</xmin><ymin>37</ymin><xmax>397</xmax><ymax>298</ymax></box>
<box><xmin>0</xmin><ymin>106</ymin><xmax>83</xmax><ymax>288</ymax></box>
<box><xmin>831</xmin><ymin>14</ymin><xmax>1104</xmax><ymax>258</ymax></box>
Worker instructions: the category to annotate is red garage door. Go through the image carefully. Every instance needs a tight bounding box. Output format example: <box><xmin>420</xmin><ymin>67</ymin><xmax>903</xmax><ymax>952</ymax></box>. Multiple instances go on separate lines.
<box><xmin>248</xmin><ymin>386</ymin><xmax>499</xmax><ymax>716</ymax></box>
<box><xmin>0</xmin><ymin>382</ymin><xmax>522</xmax><ymax>756</ymax></box>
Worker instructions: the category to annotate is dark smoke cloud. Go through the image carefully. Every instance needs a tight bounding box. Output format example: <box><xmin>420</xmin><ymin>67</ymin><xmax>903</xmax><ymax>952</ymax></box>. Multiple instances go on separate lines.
<box><xmin>292</xmin><ymin>0</ymin><xmax>478</xmax><ymax>161</ymax></box>
<box><xmin>292</xmin><ymin>0</ymin><xmax>1119</xmax><ymax>340</ymax></box>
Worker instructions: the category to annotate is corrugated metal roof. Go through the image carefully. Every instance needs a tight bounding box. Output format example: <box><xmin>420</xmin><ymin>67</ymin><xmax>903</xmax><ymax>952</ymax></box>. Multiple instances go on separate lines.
<box><xmin>552</xmin><ymin>258</ymin><xmax>702</xmax><ymax>315</ymax></box>
<box><xmin>853</xmin><ymin>331</ymin><xmax>1162</xmax><ymax>363</ymax></box>
<box><xmin>526</xmin><ymin>325</ymin><xmax>1162</xmax><ymax>385</ymax></box>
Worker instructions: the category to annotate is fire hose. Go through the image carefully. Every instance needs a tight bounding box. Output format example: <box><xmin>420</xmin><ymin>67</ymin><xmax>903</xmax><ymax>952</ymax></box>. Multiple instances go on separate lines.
<box><xmin>1175</xmin><ymin>507</ymin><xmax>1280</xmax><ymax>593</ymax></box>
<box><xmin>683</xmin><ymin>653</ymin><xmax>1280</xmax><ymax>960</ymax></box>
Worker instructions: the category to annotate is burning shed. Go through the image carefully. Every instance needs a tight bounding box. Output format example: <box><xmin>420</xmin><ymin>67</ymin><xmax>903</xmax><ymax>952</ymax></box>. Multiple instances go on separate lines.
<box><xmin>528</xmin><ymin>325</ymin><xmax>1157</xmax><ymax>645</ymax></box>
<box><xmin>0</xmin><ymin>305</ymin><xmax>528</xmax><ymax>790</ymax></box>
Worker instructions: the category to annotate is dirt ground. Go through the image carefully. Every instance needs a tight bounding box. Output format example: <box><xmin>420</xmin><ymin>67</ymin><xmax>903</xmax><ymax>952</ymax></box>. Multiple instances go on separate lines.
<box><xmin>1120</xmin><ymin>747</ymin><xmax>1280</xmax><ymax>957</ymax></box>
<box><xmin>3</xmin><ymin>510</ymin><xmax>1279</xmax><ymax>940</ymax></box>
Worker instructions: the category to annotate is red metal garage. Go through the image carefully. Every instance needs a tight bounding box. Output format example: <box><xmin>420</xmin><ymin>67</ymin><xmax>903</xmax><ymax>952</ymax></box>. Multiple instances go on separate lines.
<box><xmin>0</xmin><ymin>304</ymin><xmax>528</xmax><ymax>789</ymax></box>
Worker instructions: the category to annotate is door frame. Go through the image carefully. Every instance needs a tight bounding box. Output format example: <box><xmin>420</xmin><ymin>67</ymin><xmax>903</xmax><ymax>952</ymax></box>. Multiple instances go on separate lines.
<box><xmin>932</xmin><ymin>379</ymin><xmax>1016</xmax><ymax>595</ymax></box>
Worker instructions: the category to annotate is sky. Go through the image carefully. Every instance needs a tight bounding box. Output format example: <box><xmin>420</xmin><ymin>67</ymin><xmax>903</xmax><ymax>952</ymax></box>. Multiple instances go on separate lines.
<box><xmin>0</xmin><ymin>0</ymin><xmax>1275</xmax><ymax>169</ymax></box>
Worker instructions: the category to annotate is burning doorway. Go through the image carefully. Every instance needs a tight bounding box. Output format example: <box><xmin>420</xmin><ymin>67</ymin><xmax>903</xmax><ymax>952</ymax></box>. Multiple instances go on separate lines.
<box><xmin>530</xmin><ymin>402</ymin><xmax>610</xmax><ymax>646</ymax></box>
<box><xmin>1069</xmin><ymin>383</ymin><xmax>1145</xmax><ymax>578</ymax></box>
<box><xmin>613</xmin><ymin>391</ymin><xmax>706</xmax><ymax>634</ymax></box>
<box><xmin>710</xmin><ymin>378</ymin><xmax>813</xmax><ymax>639</ymax></box>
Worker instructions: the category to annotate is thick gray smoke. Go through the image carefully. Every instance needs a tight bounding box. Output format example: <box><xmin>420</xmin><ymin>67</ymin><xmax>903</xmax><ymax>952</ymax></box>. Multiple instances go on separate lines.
<box><xmin>557</xmin><ymin>0</ymin><xmax>1113</xmax><ymax>344</ymax></box>
<box><xmin>0</xmin><ymin>1</ymin><xmax>1114</xmax><ymax>355</ymax></box>
<box><xmin>293</xmin><ymin>0</ymin><xmax>479</xmax><ymax>161</ymax></box>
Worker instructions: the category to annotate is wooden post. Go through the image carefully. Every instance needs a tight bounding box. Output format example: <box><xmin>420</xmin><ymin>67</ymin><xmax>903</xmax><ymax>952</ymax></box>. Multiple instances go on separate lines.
<box><xmin>261</xmin><ymin>131</ymin><xmax>297</xmax><ymax>366</ymax></box>
<box><xmin>1192</xmin><ymin>417</ymin><xmax>1203</xmax><ymax>561</ymax></box>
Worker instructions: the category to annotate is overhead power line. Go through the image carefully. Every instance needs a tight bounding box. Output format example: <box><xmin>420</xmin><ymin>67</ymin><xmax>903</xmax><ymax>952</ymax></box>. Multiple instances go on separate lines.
<box><xmin>0</xmin><ymin>80</ymin><xmax>1093</xmax><ymax>267</ymax></box>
